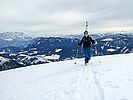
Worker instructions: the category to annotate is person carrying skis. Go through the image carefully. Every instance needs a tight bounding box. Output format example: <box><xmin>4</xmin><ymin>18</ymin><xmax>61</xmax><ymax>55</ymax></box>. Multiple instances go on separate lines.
<box><xmin>78</xmin><ymin>31</ymin><xmax>96</xmax><ymax>65</ymax></box>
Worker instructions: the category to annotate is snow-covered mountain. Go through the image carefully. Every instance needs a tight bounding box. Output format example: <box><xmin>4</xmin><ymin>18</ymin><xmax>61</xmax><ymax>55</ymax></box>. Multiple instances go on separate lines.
<box><xmin>25</xmin><ymin>37</ymin><xmax>79</xmax><ymax>60</ymax></box>
<box><xmin>0</xmin><ymin>32</ymin><xmax>133</xmax><ymax>71</ymax></box>
<box><xmin>0</xmin><ymin>33</ymin><xmax>133</xmax><ymax>71</ymax></box>
<box><xmin>0</xmin><ymin>32</ymin><xmax>33</xmax><ymax>47</ymax></box>
<box><xmin>0</xmin><ymin>56</ymin><xmax>23</xmax><ymax>71</ymax></box>
<box><xmin>0</xmin><ymin>53</ymin><xmax>133</xmax><ymax>100</ymax></box>
<box><xmin>16</xmin><ymin>54</ymin><xmax>50</xmax><ymax>66</ymax></box>
<box><xmin>95</xmin><ymin>34</ymin><xmax>133</xmax><ymax>55</ymax></box>
<box><xmin>0</xmin><ymin>32</ymin><xmax>31</xmax><ymax>40</ymax></box>
<box><xmin>25</xmin><ymin>34</ymin><xmax>133</xmax><ymax>58</ymax></box>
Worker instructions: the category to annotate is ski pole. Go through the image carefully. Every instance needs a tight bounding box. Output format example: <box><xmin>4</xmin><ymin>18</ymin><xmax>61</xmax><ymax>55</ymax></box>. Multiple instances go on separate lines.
<box><xmin>74</xmin><ymin>48</ymin><xmax>79</xmax><ymax>64</ymax></box>
<box><xmin>95</xmin><ymin>46</ymin><xmax>101</xmax><ymax>63</ymax></box>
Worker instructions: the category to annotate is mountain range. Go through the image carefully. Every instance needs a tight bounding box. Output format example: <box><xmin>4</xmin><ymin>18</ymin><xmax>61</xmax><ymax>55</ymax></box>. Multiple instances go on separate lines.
<box><xmin>0</xmin><ymin>32</ymin><xmax>133</xmax><ymax>71</ymax></box>
<box><xmin>0</xmin><ymin>32</ymin><xmax>32</xmax><ymax>48</ymax></box>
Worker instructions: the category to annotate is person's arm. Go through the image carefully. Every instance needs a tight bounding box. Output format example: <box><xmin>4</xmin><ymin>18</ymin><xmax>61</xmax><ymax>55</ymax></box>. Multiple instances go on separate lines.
<box><xmin>78</xmin><ymin>37</ymin><xmax>84</xmax><ymax>46</ymax></box>
<box><xmin>90</xmin><ymin>37</ymin><xmax>95</xmax><ymax>45</ymax></box>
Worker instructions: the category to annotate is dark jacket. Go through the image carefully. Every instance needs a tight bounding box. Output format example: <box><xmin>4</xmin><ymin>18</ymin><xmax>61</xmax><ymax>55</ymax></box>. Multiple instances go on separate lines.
<box><xmin>78</xmin><ymin>35</ymin><xmax>95</xmax><ymax>47</ymax></box>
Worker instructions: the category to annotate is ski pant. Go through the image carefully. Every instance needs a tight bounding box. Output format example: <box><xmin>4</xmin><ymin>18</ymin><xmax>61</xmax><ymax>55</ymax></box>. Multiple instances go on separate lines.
<box><xmin>83</xmin><ymin>47</ymin><xmax>91</xmax><ymax>64</ymax></box>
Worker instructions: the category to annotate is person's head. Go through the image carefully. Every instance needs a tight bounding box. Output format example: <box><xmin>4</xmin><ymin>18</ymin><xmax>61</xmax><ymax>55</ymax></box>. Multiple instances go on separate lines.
<box><xmin>84</xmin><ymin>31</ymin><xmax>88</xmax><ymax>37</ymax></box>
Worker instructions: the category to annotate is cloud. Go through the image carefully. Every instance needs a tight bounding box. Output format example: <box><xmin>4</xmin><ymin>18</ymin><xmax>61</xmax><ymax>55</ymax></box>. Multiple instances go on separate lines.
<box><xmin>0</xmin><ymin>0</ymin><xmax>133</xmax><ymax>36</ymax></box>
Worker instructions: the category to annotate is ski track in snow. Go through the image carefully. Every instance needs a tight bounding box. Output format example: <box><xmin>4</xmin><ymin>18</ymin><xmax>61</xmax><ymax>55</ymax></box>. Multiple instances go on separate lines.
<box><xmin>91</xmin><ymin>62</ymin><xmax>105</xmax><ymax>100</ymax></box>
<box><xmin>42</xmin><ymin>60</ymin><xmax>104</xmax><ymax>100</ymax></box>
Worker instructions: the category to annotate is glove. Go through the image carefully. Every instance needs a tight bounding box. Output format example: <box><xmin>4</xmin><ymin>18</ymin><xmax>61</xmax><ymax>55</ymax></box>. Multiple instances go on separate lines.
<box><xmin>94</xmin><ymin>40</ymin><xmax>97</xmax><ymax>45</ymax></box>
<box><xmin>92</xmin><ymin>40</ymin><xmax>97</xmax><ymax>45</ymax></box>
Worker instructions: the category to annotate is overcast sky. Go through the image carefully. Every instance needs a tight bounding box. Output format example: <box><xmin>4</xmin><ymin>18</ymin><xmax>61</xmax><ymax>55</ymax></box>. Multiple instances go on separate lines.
<box><xmin>0</xmin><ymin>0</ymin><xmax>133</xmax><ymax>36</ymax></box>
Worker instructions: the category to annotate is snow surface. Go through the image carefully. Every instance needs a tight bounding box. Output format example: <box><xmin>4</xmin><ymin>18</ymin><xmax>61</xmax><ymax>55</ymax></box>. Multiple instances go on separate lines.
<box><xmin>44</xmin><ymin>54</ymin><xmax>60</xmax><ymax>60</ymax></box>
<box><xmin>55</xmin><ymin>49</ymin><xmax>62</xmax><ymax>53</ymax></box>
<box><xmin>0</xmin><ymin>53</ymin><xmax>133</xmax><ymax>100</ymax></box>
<box><xmin>101</xmin><ymin>38</ymin><xmax>113</xmax><ymax>42</ymax></box>
<box><xmin>0</xmin><ymin>51</ymin><xmax>6</xmax><ymax>54</ymax></box>
<box><xmin>107</xmin><ymin>48</ymin><xmax>116</xmax><ymax>52</ymax></box>
<box><xmin>4</xmin><ymin>38</ymin><xmax>13</xmax><ymax>41</ymax></box>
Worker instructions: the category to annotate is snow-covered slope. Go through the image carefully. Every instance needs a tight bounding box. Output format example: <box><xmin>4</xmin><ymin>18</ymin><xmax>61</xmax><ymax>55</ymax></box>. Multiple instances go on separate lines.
<box><xmin>0</xmin><ymin>53</ymin><xmax>133</xmax><ymax>100</ymax></box>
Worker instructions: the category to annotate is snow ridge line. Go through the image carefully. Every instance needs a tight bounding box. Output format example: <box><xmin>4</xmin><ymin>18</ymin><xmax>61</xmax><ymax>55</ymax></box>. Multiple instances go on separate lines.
<box><xmin>90</xmin><ymin>63</ymin><xmax>105</xmax><ymax>100</ymax></box>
